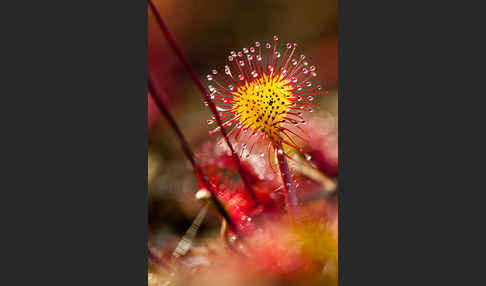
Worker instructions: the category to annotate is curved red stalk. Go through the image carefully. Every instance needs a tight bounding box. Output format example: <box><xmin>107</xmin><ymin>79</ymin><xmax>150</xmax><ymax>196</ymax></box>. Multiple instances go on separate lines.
<box><xmin>148</xmin><ymin>247</ymin><xmax>171</xmax><ymax>269</ymax></box>
<box><xmin>148</xmin><ymin>0</ymin><xmax>257</xmax><ymax>206</ymax></box>
<box><xmin>274</xmin><ymin>140</ymin><xmax>299</xmax><ymax>212</ymax></box>
<box><xmin>148</xmin><ymin>76</ymin><xmax>242</xmax><ymax>239</ymax></box>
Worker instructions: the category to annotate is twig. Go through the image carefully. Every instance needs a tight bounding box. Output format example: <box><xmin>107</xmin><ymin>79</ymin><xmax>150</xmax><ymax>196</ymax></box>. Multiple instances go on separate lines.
<box><xmin>290</xmin><ymin>153</ymin><xmax>337</xmax><ymax>193</ymax></box>
<box><xmin>172</xmin><ymin>204</ymin><xmax>208</xmax><ymax>260</ymax></box>
<box><xmin>148</xmin><ymin>0</ymin><xmax>257</xmax><ymax>206</ymax></box>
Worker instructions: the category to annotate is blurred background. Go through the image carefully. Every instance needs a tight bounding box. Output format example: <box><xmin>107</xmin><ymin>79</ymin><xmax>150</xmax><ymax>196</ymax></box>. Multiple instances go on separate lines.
<box><xmin>148</xmin><ymin>0</ymin><xmax>338</xmax><ymax>260</ymax></box>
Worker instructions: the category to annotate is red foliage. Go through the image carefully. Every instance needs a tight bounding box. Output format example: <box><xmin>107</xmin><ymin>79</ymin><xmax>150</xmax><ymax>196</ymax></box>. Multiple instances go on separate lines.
<box><xmin>197</xmin><ymin>141</ymin><xmax>285</xmax><ymax>234</ymax></box>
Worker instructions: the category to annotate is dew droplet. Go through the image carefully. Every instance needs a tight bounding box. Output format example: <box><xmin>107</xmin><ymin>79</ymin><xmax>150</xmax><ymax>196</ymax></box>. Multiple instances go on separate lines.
<box><xmin>308</xmin><ymin>96</ymin><xmax>314</xmax><ymax>101</ymax></box>
<box><xmin>255</xmin><ymin>41</ymin><xmax>260</xmax><ymax>47</ymax></box>
<box><xmin>231</xmin><ymin>51</ymin><xmax>237</xmax><ymax>57</ymax></box>
<box><xmin>228</xmin><ymin>56</ymin><xmax>233</xmax><ymax>61</ymax></box>
<box><xmin>311</xmin><ymin>72</ymin><xmax>317</xmax><ymax>77</ymax></box>
<box><xmin>305</xmin><ymin>154</ymin><xmax>312</xmax><ymax>161</ymax></box>
<box><xmin>300</xmin><ymin>55</ymin><xmax>306</xmax><ymax>60</ymax></box>
<box><xmin>275</xmin><ymin>52</ymin><xmax>281</xmax><ymax>58</ymax></box>
<box><xmin>303</xmin><ymin>61</ymin><xmax>308</xmax><ymax>66</ymax></box>
<box><xmin>291</xmin><ymin>59</ymin><xmax>297</xmax><ymax>66</ymax></box>
<box><xmin>282</xmin><ymin>69</ymin><xmax>287</xmax><ymax>75</ymax></box>
<box><xmin>238</xmin><ymin>74</ymin><xmax>244</xmax><ymax>80</ymax></box>
<box><xmin>239</xmin><ymin>61</ymin><xmax>245</xmax><ymax>66</ymax></box>
<box><xmin>260</xmin><ymin>153</ymin><xmax>265</xmax><ymax>157</ymax></box>
<box><xmin>317</xmin><ymin>85</ymin><xmax>322</xmax><ymax>90</ymax></box>
<box><xmin>286</xmin><ymin>43</ymin><xmax>292</xmax><ymax>49</ymax></box>
<box><xmin>242</xmin><ymin>144</ymin><xmax>247</xmax><ymax>149</ymax></box>
<box><xmin>310</xmin><ymin>66</ymin><xmax>316</xmax><ymax>72</ymax></box>
<box><xmin>228</xmin><ymin>85</ymin><xmax>234</xmax><ymax>90</ymax></box>
<box><xmin>301</xmin><ymin>120</ymin><xmax>307</xmax><ymax>125</ymax></box>
<box><xmin>266</xmin><ymin>43</ymin><xmax>271</xmax><ymax>49</ymax></box>
<box><xmin>257</xmin><ymin>55</ymin><xmax>262</xmax><ymax>61</ymax></box>
<box><xmin>207</xmin><ymin>75</ymin><xmax>213</xmax><ymax>81</ymax></box>
<box><xmin>250</xmin><ymin>47</ymin><xmax>255</xmax><ymax>53</ymax></box>
<box><xmin>237</xmin><ymin>52</ymin><xmax>243</xmax><ymax>57</ymax></box>
<box><xmin>308</xmin><ymin>108</ymin><xmax>313</xmax><ymax>112</ymax></box>
<box><xmin>273</xmin><ymin>35</ymin><xmax>279</xmax><ymax>41</ymax></box>
<box><xmin>243</xmin><ymin>48</ymin><xmax>249</xmax><ymax>54</ymax></box>
<box><xmin>303</xmin><ymin>68</ymin><xmax>309</xmax><ymax>74</ymax></box>
<box><xmin>278</xmin><ymin>149</ymin><xmax>284</xmax><ymax>155</ymax></box>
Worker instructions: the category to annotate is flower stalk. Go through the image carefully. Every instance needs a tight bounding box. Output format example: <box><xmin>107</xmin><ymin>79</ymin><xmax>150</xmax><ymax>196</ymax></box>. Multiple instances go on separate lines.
<box><xmin>274</xmin><ymin>140</ymin><xmax>299</xmax><ymax>212</ymax></box>
<box><xmin>148</xmin><ymin>76</ymin><xmax>241</xmax><ymax>237</ymax></box>
<box><xmin>148</xmin><ymin>0</ymin><xmax>258</xmax><ymax>206</ymax></box>
<box><xmin>148</xmin><ymin>247</ymin><xmax>170</xmax><ymax>268</ymax></box>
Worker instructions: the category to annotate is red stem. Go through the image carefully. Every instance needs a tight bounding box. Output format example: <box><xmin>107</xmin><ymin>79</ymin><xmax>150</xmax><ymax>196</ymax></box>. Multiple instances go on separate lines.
<box><xmin>148</xmin><ymin>76</ymin><xmax>241</xmax><ymax>238</ymax></box>
<box><xmin>148</xmin><ymin>247</ymin><xmax>171</xmax><ymax>269</ymax></box>
<box><xmin>274</xmin><ymin>141</ymin><xmax>299</xmax><ymax>211</ymax></box>
<box><xmin>148</xmin><ymin>0</ymin><xmax>258</xmax><ymax>206</ymax></box>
